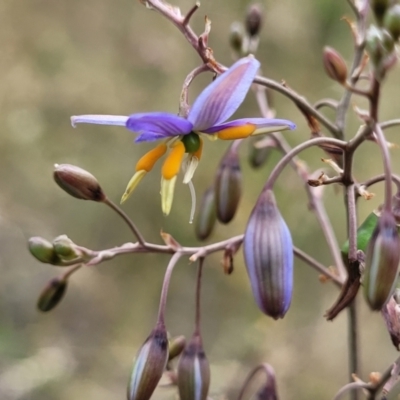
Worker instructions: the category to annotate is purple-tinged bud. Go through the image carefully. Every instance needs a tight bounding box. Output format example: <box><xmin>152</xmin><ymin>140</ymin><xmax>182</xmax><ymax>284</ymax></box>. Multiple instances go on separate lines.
<box><xmin>371</xmin><ymin>0</ymin><xmax>390</xmax><ymax>24</ymax></box>
<box><xmin>37</xmin><ymin>277</ymin><xmax>68</xmax><ymax>312</ymax></box>
<box><xmin>127</xmin><ymin>325</ymin><xmax>169</xmax><ymax>400</ymax></box>
<box><xmin>384</xmin><ymin>4</ymin><xmax>400</xmax><ymax>41</ymax></box>
<box><xmin>177</xmin><ymin>333</ymin><xmax>210</xmax><ymax>400</ymax></box>
<box><xmin>54</xmin><ymin>164</ymin><xmax>106</xmax><ymax>202</ymax></box>
<box><xmin>195</xmin><ymin>186</ymin><xmax>217</xmax><ymax>241</ymax></box>
<box><xmin>382</xmin><ymin>289</ymin><xmax>400</xmax><ymax>350</ymax></box>
<box><xmin>243</xmin><ymin>190</ymin><xmax>293</xmax><ymax>319</ymax></box>
<box><xmin>229</xmin><ymin>22</ymin><xmax>244</xmax><ymax>54</ymax></box>
<box><xmin>28</xmin><ymin>236</ymin><xmax>60</xmax><ymax>264</ymax></box>
<box><xmin>363</xmin><ymin>211</ymin><xmax>400</xmax><ymax>310</ymax></box>
<box><xmin>168</xmin><ymin>335</ymin><xmax>186</xmax><ymax>361</ymax></box>
<box><xmin>53</xmin><ymin>235</ymin><xmax>80</xmax><ymax>261</ymax></box>
<box><xmin>215</xmin><ymin>145</ymin><xmax>242</xmax><ymax>224</ymax></box>
<box><xmin>245</xmin><ymin>4</ymin><xmax>263</xmax><ymax>37</ymax></box>
<box><xmin>322</xmin><ymin>47</ymin><xmax>348</xmax><ymax>84</ymax></box>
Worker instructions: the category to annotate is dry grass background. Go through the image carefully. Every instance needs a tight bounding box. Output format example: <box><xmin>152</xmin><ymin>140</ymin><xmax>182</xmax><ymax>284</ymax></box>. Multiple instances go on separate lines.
<box><xmin>1</xmin><ymin>0</ymin><xmax>400</xmax><ymax>399</ymax></box>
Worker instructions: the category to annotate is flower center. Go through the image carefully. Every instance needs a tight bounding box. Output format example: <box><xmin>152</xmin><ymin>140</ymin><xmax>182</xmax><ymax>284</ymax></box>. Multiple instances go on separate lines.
<box><xmin>181</xmin><ymin>132</ymin><xmax>201</xmax><ymax>153</ymax></box>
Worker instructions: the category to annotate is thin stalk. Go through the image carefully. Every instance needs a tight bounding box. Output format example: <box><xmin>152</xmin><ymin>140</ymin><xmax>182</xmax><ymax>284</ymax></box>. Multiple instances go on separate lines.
<box><xmin>157</xmin><ymin>252</ymin><xmax>182</xmax><ymax>325</ymax></box>
<box><xmin>194</xmin><ymin>258</ymin><xmax>204</xmax><ymax>335</ymax></box>
<box><xmin>104</xmin><ymin>197</ymin><xmax>146</xmax><ymax>246</ymax></box>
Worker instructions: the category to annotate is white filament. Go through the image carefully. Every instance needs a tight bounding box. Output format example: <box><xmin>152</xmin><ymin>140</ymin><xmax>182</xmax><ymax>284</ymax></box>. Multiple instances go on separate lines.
<box><xmin>188</xmin><ymin>180</ymin><xmax>196</xmax><ymax>224</ymax></box>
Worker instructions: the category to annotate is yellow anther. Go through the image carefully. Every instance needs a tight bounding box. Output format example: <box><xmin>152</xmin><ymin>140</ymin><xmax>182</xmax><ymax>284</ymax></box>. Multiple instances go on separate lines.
<box><xmin>162</xmin><ymin>141</ymin><xmax>185</xmax><ymax>180</ymax></box>
<box><xmin>216</xmin><ymin>124</ymin><xmax>256</xmax><ymax>140</ymax></box>
<box><xmin>135</xmin><ymin>143</ymin><xmax>167</xmax><ymax>172</ymax></box>
<box><xmin>192</xmin><ymin>137</ymin><xmax>203</xmax><ymax>160</ymax></box>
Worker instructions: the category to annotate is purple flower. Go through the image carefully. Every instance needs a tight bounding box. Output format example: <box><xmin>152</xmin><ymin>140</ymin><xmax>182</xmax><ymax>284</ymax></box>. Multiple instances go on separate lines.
<box><xmin>71</xmin><ymin>56</ymin><xmax>296</xmax><ymax>215</ymax></box>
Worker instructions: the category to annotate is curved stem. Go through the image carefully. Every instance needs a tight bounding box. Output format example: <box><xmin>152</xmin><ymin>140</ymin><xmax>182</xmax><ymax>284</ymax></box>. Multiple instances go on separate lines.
<box><xmin>157</xmin><ymin>252</ymin><xmax>183</xmax><ymax>325</ymax></box>
<box><xmin>237</xmin><ymin>364</ymin><xmax>277</xmax><ymax>400</ymax></box>
<box><xmin>104</xmin><ymin>197</ymin><xmax>146</xmax><ymax>246</ymax></box>
<box><xmin>360</xmin><ymin>173</ymin><xmax>400</xmax><ymax>192</ymax></box>
<box><xmin>263</xmin><ymin>137</ymin><xmax>346</xmax><ymax>191</ymax></box>
<box><xmin>194</xmin><ymin>258</ymin><xmax>204</xmax><ymax>334</ymax></box>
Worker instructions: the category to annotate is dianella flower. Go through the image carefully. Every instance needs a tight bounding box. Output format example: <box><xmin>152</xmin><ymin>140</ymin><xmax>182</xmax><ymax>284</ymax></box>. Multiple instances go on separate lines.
<box><xmin>71</xmin><ymin>56</ymin><xmax>295</xmax><ymax>215</ymax></box>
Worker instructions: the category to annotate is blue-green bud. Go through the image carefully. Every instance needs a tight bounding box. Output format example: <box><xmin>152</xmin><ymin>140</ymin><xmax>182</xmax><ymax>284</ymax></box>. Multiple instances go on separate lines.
<box><xmin>215</xmin><ymin>145</ymin><xmax>242</xmax><ymax>224</ymax></box>
<box><xmin>195</xmin><ymin>186</ymin><xmax>217</xmax><ymax>241</ymax></box>
<box><xmin>127</xmin><ymin>325</ymin><xmax>169</xmax><ymax>400</ymax></box>
<box><xmin>243</xmin><ymin>190</ymin><xmax>293</xmax><ymax>319</ymax></box>
<box><xmin>28</xmin><ymin>236</ymin><xmax>60</xmax><ymax>265</ymax></box>
<box><xmin>37</xmin><ymin>277</ymin><xmax>68</xmax><ymax>312</ymax></box>
<box><xmin>177</xmin><ymin>333</ymin><xmax>210</xmax><ymax>400</ymax></box>
<box><xmin>364</xmin><ymin>211</ymin><xmax>400</xmax><ymax>310</ymax></box>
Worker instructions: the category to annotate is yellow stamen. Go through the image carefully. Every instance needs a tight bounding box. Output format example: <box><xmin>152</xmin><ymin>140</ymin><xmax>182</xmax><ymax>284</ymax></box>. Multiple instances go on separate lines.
<box><xmin>216</xmin><ymin>124</ymin><xmax>256</xmax><ymax>140</ymax></box>
<box><xmin>135</xmin><ymin>143</ymin><xmax>167</xmax><ymax>172</ymax></box>
<box><xmin>161</xmin><ymin>176</ymin><xmax>177</xmax><ymax>215</ymax></box>
<box><xmin>161</xmin><ymin>141</ymin><xmax>185</xmax><ymax>180</ymax></box>
<box><xmin>120</xmin><ymin>170</ymin><xmax>147</xmax><ymax>204</ymax></box>
<box><xmin>193</xmin><ymin>137</ymin><xmax>203</xmax><ymax>160</ymax></box>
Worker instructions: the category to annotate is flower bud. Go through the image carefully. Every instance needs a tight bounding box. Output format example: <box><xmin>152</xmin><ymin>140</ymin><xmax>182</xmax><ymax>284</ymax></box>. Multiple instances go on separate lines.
<box><xmin>54</xmin><ymin>164</ymin><xmax>106</xmax><ymax>202</ymax></box>
<box><xmin>177</xmin><ymin>333</ymin><xmax>210</xmax><ymax>400</ymax></box>
<box><xmin>371</xmin><ymin>0</ymin><xmax>390</xmax><ymax>24</ymax></box>
<box><xmin>53</xmin><ymin>235</ymin><xmax>80</xmax><ymax>261</ymax></box>
<box><xmin>127</xmin><ymin>325</ymin><xmax>169</xmax><ymax>400</ymax></box>
<box><xmin>322</xmin><ymin>47</ymin><xmax>348</xmax><ymax>84</ymax></box>
<box><xmin>243</xmin><ymin>190</ymin><xmax>293</xmax><ymax>319</ymax></box>
<box><xmin>37</xmin><ymin>277</ymin><xmax>68</xmax><ymax>312</ymax></box>
<box><xmin>248</xmin><ymin>137</ymin><xmax>274</xmax><ymax>169</ymax></box>
<box><xmin>28</xmin><ymin>236</ymin><xmax>60</xmax><ymax>264</ymax></box>
<box><xmin>215</xmin><ymin>145</ymin><xmax>242</xmax><ymax>224</ymax></box>
<box><xmin>168</xmin><ymin>335</ymin><xmax>186</xmax><ymax>361</ymax></box>
<box><xmin>382</xmin><ymin>289</ymin><xmax>400</xmax><ymax>350</ymax></box>
<box><xmin>363</xmin><ymin>211</ymin><xmax>400</xmax><ymax>310</ymax></box>
<box><xmin>366</xmin><ymin>25</ymin><xmax>394</xmax><ymax>68</ymax></box>
<box><xmin>245</xmin><ymin>4</ymin><xmax>263</xmax><ymax>37</ymax></box>
<box><xmin>195</xmin><ymin>186</ymin><xmax>217</xmax><ymax>241</ymax></box>
<box><xmin>384</xmin><ymin>4</ymin><xmax>400</xmax><ymax>41</ymax></box>
<box><xmin>229</xmin><ymin>22</ymin><xmax>244</xmax><ymax>54</ymax></box>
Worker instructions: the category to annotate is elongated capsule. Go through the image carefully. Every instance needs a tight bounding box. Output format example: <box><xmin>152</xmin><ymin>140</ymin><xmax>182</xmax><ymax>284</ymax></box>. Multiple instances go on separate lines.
<box><xmin>127</xmin><ymin>325</ymin><xmax>169</xmax><ymax>400</ymax></box>
<box><xmin>177</xmin><ymin>333</ymin><xmax>210</xmax><ymax>400</ymax></box>
<box><xmin>243</xmin><ymin>190</ymin><xmax>293</xmax><ymax>319</ymax></box>
<box><xmin>364</xmin><ymin>211</ymin><xmax>400</xmax><ymax>310</ymax></box>
<box><xmin>195</xmin><ymin>186</ymin><xmax>217</xmax><ymax>241</ymax></box>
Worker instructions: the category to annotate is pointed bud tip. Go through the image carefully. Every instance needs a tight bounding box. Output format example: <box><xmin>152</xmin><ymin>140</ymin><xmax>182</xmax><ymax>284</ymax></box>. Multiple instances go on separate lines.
<box><xmin>54</xmin><ymin>164</ymin><xmax>106</xmax><ymax>202</ymax></box>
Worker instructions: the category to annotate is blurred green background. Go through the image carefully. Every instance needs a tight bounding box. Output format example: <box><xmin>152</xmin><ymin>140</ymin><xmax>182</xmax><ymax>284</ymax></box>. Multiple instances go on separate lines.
<box><xmin>2</xmin><ymin>0</ymin><xmax>400</xmax><ymax>399</ymax></box>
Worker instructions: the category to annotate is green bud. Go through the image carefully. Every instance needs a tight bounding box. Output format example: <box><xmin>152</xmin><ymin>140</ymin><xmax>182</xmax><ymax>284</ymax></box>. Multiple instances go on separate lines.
<box><xmin>28</xmin><ymin>236</ymin><xmax>59</xmax><ymax>264</ymax></box>
<box><xmin>215</xmin><ymin>145</ymin><xmax>242</xmax><ymax>224</ymax></box>
<box><xmin>168</xmin><ymin>335</ymin><xmax>187</xmax><ymax>361</ymax></box>
<box><xmin>53</xmin><ymin>235</ymin><xmax>80</xmax><ymax>261</ymax></box>
<box><xmin>177</xmin><ymin>333</ymin><xmax>210</xmax><ymax>400</ymax></box>
<box><xmin>54</xmin><ymin>164</ymin><xmax>106</xmax><ymax>202</ymax></box>
<box><xmin>322</xmin><ymin>47</ymin><xmax>348</xmax><ymax>84</ymax></box>
<box><xmin>195</xmin><ymin>187</ymin><xmax>217</xmax><ymax>241</ymax></box>
<box><xmin>384</xmin><ymin>4</ymin><xmax>400</xmax><ymax>40</ymax></box>
<box><xmin>248</xmin><ymin>137</ymin><xmax>274</xmax><ymax>169</ymax></box>
<box><xmin>37</xmin><ymin>277</ymin><xmax>68</xmax><ymax>312</ymax></box>
<box><xmin>229</xmin><ymin>22</ymin><xmax>244</xmax><ymax>54</ymax></box>
<box><xmin>366</xmin><ymin>25</ymin><xmax>394</xmax><ymax>68</ymax></box>
<box><xmin>371</xmin><ymin>0</ymin><xmax>390</xmax><ymax>25</ymax></box>
<box><xmin>127</xmin><ymin>325</ymin><xmax>169</xmax><ymax>400</ymax></box>
<box><xmin>245</xmin><ymin>4</ymin><xmax>263</xmax><ymax>37</ymax></box>
<box><xmin>364</xmin><ymin>211</ymin><xmax>400</xmax><ymax>310</ymax></box>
